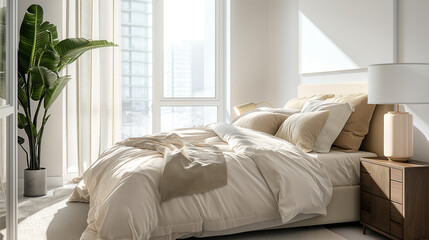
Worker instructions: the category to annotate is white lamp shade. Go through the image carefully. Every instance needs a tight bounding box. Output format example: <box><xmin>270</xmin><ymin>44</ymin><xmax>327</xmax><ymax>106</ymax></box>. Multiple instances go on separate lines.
<box><xmin>368</xmin><ymin>63</ymin><xmax>429</xmax><ymax>104</ymax></box>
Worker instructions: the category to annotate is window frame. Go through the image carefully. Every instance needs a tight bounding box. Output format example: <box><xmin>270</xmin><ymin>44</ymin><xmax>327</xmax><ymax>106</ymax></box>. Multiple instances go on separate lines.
<box><xmin>152</xmin><ymin>0</ymin><xmax>226</xmax><ymax>133</ymax></box>
<box><xmin>2</xmin><ymin>0</ymin><xmax>18</xmax><ymax>238</ymax></box>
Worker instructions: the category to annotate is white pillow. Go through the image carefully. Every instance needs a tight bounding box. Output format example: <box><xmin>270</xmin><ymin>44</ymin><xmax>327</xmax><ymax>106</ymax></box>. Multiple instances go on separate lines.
<box><xmin>301</xmin><ymin>99</ymin><xmax>354</xmax><ymax>153</ymax></box>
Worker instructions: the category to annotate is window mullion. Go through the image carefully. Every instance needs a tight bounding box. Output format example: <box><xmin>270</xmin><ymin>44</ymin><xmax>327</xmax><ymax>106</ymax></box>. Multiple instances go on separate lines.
<box><xmin>159</xmin><ymin>100</ymin><xmax>221</xmax><ymax>106</ymax></box>
<box><xmin>216</xmin><ymin>0</ymin><xmax>226</xmax><ymax>123</ymax></box>
<box><xmin>152</xmin><ymin>0</ymin><xmax>163</xmax><ymax>133</ymax></box>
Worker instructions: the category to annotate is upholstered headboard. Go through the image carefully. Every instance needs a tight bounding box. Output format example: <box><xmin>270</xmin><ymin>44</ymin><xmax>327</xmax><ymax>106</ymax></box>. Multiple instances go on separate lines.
<box><xmin>297</xmin><ymin>82</ymin><xmax>394</xmax><ymax>157</ymax></box>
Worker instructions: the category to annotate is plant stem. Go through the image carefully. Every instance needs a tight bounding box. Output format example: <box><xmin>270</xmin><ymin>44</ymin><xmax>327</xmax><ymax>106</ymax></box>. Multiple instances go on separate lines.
<box><xmin>23</xmin><ymin>74</ymin><xmax>37</xmax><ymax>169</ymax></box>
<box><xmin>22</xmin><ymin>106</ymin><xmax>36</xmax><ymax>169</ymax></box>
<box><xmin>36</xmin><ymin>109</ymin><xmax>49</xmax><ymax>169</ymax></box>
<box><xmin>26</xmin><ymin>75</ymin><xmax>32</xmax><ymax>117</ymax></box>
<box><xmin>33</xmin><ymin>92</ymin><xmax>44</xmax><ymax>127</ymax></box>
<box><xmin>19</xmin><ymin>144</ymin><xmax>30</xmax><ymax>169</ymax></box>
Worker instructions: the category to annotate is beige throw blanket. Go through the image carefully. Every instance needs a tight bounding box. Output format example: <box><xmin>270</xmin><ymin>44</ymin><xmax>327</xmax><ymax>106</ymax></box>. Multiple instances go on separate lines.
<box><xmin>118</xmin><ymin>132</ymin><xmax>227</xmax><ymax>202</ymax></box>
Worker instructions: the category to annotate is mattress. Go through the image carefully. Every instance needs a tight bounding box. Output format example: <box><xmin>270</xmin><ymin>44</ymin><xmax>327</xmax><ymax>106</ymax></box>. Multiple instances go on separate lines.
<box><xmin>308</xmin><ymin>150</ymin><xmax>377</xmax><ymax>187</ymax></box>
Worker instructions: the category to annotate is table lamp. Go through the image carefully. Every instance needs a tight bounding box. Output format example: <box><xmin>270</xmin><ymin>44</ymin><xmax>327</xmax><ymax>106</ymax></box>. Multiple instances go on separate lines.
<box><xmin>234</xmin><ymin>102</ymin><xmax>271</xmax><ymax>116</ymax></box>
<box><xmin>368</xmin><ymin>63</ymin><xmax>429</xmax><ymax>162</ymax></box>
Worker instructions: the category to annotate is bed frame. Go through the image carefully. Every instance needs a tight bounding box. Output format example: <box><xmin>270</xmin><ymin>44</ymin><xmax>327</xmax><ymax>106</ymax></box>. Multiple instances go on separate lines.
<box><xmin>275</xmin><ymin>82</ymin><xmax>394</xmax><ymax>229</ymax></box>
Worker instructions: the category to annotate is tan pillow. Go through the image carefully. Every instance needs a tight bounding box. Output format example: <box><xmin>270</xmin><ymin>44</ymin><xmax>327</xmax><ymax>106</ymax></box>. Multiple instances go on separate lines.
<box><xmin>232</xmin><ymin>108</ymin><xmax>299</xmax><ymax>123</ymax></box>
<box><xmin>233</xmin><ymin>111</ymin><xmax>289</xmax><ymax>135</ymax></box>
<box><xmin>284</xmin><ymin>94</ymin><xmax>335</xmax><ymax>110</ymax></box>
<box><xmin>327</xmin><ymin>94</ymin><xmax>376</xmax><ymax>151</ymax></box>
<box><xmin>275</xmin><ymin>110</ymin><xmax>330</xmax><ymax>152</ymax></box>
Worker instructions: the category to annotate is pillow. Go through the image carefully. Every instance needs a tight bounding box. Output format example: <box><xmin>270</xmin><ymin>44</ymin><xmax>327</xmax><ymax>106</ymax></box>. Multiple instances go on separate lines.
<box><xmin>233</xmin><ymin>111</ymin><xmax>289</xmax><ymax>135</ymax></box>
<box><xmin>301</xmin><ymin>99</ymin><xmax>354</xmax><ymax>153</ymax></box>
<box><xmin>327</xmin><ymin>94</ymin><xmax>376</xmax><ymax>151</ymax></box>
<box><xmin>257</xmin><ymin>107</ymin><xmax>300</xmax><ymax>115</ymax></box>
<box><xmin>232</xmin><ymin>108</ymin><xmax>299</xmax><ymax>123</ymax></box>
<box><xmin>284</xmin><ymin>94</ymin><xmax>335</xmax><ymax>110</ymax></box>
<box><xmin>275</xmin><ymin>111</ymin><xmax>330</xmax><ymax>152</ymax></box>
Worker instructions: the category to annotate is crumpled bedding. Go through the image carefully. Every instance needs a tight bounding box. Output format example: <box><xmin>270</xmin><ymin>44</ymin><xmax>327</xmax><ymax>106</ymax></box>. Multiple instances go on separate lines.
<box><xmin>70</xmin><ymin>123</ymin><xmax>333</xmax><ymax>240</ymax></box>
<box><xmin>118</xmin><ymin>133</ymin><xmax>227</xmax><ymax>202</ymax></box>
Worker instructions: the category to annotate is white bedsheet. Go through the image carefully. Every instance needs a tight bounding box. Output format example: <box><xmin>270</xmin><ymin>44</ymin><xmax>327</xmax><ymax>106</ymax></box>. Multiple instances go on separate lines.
<box><xmin>308</xmin><ymin>150</ymin><xmax>377</xmax><ymax>187</ymax></box>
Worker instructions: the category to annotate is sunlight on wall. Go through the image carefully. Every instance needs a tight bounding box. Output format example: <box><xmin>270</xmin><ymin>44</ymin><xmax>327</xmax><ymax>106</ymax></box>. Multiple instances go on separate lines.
<box><xmin>299</xmin><ymin>12</ymin><xmax>358</xmax><ymax>74</ymax></box>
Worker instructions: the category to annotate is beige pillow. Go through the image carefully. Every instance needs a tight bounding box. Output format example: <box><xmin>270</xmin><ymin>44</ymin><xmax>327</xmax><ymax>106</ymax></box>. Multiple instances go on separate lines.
<box><xmin>232</xmin><ymin>108</ymin><xmax>299</xmax><ymax>123</ymax></box>
<box><xmin>233</xmin><ymin>111</ymin><xmax>289</xmax><ymax>135</ymax></box>
<box><xmin>284</xmin><ymin>94</ymin><xmax>335</xmax><ymax>110</ymax></box>
<box><xmin>275</xmin><ymin>110</ymin><xmax>330</xmax><ymax>152</ymax></box>
<box><xmin>327</xmin><ymin>94</ymin><xmax>376</xmax><ymax>151</ymax></box>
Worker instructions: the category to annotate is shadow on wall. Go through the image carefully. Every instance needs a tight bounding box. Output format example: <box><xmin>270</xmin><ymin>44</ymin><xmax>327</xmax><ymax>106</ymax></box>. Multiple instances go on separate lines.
<box><xmin>405</xmin><ymin>104</ymin><xmax>429</xmax><ymax>162</ymax></box>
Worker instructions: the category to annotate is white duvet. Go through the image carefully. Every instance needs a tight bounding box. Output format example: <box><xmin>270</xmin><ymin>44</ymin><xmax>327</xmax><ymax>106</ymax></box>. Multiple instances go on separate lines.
<box><xmin>70</xmin><ymin>123</ymin><xmax>333</xmax><ymax>240</ymax></box>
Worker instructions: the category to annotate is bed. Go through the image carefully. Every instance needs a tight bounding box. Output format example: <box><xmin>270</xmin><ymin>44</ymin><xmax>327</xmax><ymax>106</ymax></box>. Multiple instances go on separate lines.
<box><xmin>70</xmin><ymin>82</ymin><xmax>394</xmax><ymax>240</ymax></box>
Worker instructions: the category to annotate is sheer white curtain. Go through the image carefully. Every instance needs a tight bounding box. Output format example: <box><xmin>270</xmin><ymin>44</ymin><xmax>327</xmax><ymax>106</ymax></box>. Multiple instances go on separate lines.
<box><xmin>65</xmin><ymin>0</ymin><xmax>122</xmax><ymax>178</ymax></box>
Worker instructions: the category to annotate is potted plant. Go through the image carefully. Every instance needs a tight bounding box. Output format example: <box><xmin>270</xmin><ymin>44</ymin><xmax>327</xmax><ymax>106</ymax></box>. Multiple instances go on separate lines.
<box><xmin>17</xmin><ymin>4</ymin><xmax>116</xmax><ymax>197</ymax></box>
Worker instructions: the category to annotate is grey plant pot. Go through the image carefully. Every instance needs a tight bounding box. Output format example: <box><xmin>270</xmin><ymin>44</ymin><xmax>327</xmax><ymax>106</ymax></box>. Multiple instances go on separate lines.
<box><xmin>24</xmin><ymin>168</ymin><xmax>47</xmax><ymax>197</ymax></box>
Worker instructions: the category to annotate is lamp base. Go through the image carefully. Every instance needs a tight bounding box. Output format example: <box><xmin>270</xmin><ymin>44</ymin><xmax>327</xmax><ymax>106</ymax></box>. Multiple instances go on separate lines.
<box><xmin>388</xmin><ymin>157</ymin><xmax>409</xmax><ymax>163</ymax></box>
<box><xmin>384</xmin><ymin>111</ymin><xmax>413</xmax><ymax>161</ymax></box>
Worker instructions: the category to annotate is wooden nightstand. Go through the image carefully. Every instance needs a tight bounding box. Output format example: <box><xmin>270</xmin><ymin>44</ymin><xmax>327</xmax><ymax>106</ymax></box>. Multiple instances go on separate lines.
<box><xmin>360</xmin><ymin>157</ymin><xmax>429</xmax><ymax>240</ymax></box>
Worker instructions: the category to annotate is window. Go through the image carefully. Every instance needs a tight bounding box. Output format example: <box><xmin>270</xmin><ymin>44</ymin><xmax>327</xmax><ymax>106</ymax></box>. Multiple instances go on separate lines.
<box><xmin>121</xmin><ymin>0</ymin><xmax>225</xmax><ymax>137</ymax></box>
<box><xmin>121</xmin><ymin>0</ymin><xmax>153</xmax><ymax>139</ymax></box>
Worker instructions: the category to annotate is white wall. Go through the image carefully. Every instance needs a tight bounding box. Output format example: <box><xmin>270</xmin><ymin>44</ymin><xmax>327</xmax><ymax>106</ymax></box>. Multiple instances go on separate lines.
<box><xmin>18</xmin><ymin>0</ymin><xmax>65</xmax><ymax>188</ymax></box>
<box><xmin>265</xmin><ymin>0</ymin><xmax>299</xmax><ymax>108</ymax></box>
<box><xmin>398</xmin><ymin>0</ymin><xmax>429</xmax><ymax>161</ymax></box>
<box><xmin>229</xmin><ymin>0</ymin><xmax>267</xmax><ymax>117</ymax></box>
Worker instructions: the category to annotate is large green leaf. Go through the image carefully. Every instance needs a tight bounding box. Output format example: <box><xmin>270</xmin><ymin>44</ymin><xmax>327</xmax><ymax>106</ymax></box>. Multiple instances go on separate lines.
<box><xmin>17</xmin><ymin>77</ymin><xmax>29</xmax><ymax>108</ymax></box>
<box><xmin>37</xmin><ymin>44</ymin><xmax>60</xmax><ymax>72</ymax></box>
<box><xmin>55</xmin><ymin>38</ymin><xmax>117</xmax><ymax>71</ymax></box>
<box><xmin>29</xmin><ymin>66</ymin><xmax>57</xmax><ymax>100</ymax></box>
<box><xmin>24</xmin><ymin>122</ymin><xmax>37</xmax><ymax>141</ymax></box>
<box><xmin>18</xmin><ymin>136</ymin><xmax>25</xmax><ymax>145</ymax></box>
<box><xmin>18</xmin><ymin>86</ymin><xmax>28</xmax><ymax>108</ymax></box>
<box><xmin>18</xmin><ymin>4</ymin><xmax>59</xmax><ymax>76</ymax></box>
<box><xmin>17</xmin><ymin>113</ymin><xmax>28</xmax><ymax>129</ymax></box>
<box><xmin>44</xmin><ymin>75</ymin><xmax>71</xmax><ymax>109</ymax></box>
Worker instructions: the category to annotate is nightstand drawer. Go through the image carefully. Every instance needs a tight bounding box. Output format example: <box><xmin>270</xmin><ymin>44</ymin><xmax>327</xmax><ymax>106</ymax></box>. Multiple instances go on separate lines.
<box><xmin>390</xmin><ymin>168</ymin><xmax>402</xmax><ymax>182</ymax></box>
<box><xmin>391</xmin><ymin>221</ymin><xmax>402</xmax><ymax>239</ymax></box>
<box><xmin>360</xmin><ymin>191</ymin><xmax>390</xmax><ymax>233</ymax></box>
<box><xmin>390</xmin><ymin>180</ymin><xmax>403</xmax><ymax>204</ymax></box>
<box><xmin>361</xmin><ymin>191</ymin><xmax>371</xmax><ymax>211</ymax></box>
<box><xmin>371</xmin><ymin>195</ymin><xmax>391</xmax><ymax>233</ymax></box>
<box><xmin>361</xmin><ymin>161</ymin><xmax>371</xmax><ymax>173</ymax></box>
<box><xmin>360</xmin><ymin>163</ymin><xmax>390</xmax><ymax>199</ymax></box>
<box><xmin>361</xmin><ymin>172</ymin><xmax>371</xmax><ymax>193</ymax></box>
<box><xmin>391</xmin><ymin>202</ymin><xmax>403</xmax><ymax>224</ymax></box>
